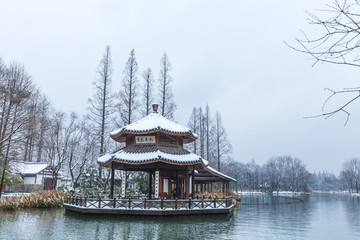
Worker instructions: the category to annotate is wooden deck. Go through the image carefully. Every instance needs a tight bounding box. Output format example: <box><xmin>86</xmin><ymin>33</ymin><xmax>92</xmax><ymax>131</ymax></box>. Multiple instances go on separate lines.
<box><xmin>64</xmin><ymin>196</ymin><xmax>234</xmax><ymax>216</ymax></box>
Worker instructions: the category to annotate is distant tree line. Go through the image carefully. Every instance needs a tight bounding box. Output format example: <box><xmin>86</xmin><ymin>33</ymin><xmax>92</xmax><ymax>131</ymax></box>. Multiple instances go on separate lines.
<box><xmin>226</xmin><ymin>156</ymin><xmax>360</xmax><ymax>194</ymax></box>
<box><xmin>225</xmin><ymin>156</ymin><xmax>312</xmax><ymax>194</ymax></box>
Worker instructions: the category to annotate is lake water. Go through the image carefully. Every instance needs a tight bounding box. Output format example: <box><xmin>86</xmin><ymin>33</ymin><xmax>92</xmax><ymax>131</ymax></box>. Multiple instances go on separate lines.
<box><xmin>0</xmin><ymin>193</ymin><xmax>359</xmax><ymax>239</ymax></box>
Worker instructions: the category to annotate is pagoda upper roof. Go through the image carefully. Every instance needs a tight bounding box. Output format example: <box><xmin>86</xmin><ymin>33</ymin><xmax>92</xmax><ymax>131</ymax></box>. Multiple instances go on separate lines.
<box><xmin>110</xmin><ymin>112</ymin><xmax>197</xmax><ymax>142</ymax></box>
<box><xmin>98</xmin><ymin>144</ymin><xmax>208</xmax><ymax>168</ymax></box>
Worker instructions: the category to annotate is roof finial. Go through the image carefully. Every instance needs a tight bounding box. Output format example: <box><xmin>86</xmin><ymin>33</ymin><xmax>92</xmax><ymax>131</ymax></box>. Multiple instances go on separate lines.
<box><xmin>152</xmin><ymin>104</ymin><xmax>159</xmax><ymax>113</ymax></box>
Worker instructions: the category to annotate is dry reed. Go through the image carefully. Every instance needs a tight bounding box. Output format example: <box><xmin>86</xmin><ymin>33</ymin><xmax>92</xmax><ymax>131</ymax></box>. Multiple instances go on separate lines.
<box><xmin>0</xmin><ymin>190</ymin><xmax>69</xmax><ymax>210</ymax></box>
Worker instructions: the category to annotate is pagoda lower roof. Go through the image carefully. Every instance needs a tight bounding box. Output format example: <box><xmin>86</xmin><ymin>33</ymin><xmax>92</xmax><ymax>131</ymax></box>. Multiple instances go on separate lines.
<box><xmin>98</xmin><ymin>144</ymin><xmax>208</xmax><ymax>167</ymax></box>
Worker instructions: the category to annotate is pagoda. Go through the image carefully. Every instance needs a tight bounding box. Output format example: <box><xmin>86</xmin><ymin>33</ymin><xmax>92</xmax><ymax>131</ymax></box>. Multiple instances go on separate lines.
<box><xmin>98</xmin><ymin>104</ymin><xmax>233</xmax><ymax>200</ymax></box>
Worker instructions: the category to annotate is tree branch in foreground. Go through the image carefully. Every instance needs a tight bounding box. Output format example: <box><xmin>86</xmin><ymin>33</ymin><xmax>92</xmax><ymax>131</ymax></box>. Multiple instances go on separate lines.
<box><xmin>304</xmin><ymin>87</ymin><xmax>360</xmax><ymax>125</ymax></box>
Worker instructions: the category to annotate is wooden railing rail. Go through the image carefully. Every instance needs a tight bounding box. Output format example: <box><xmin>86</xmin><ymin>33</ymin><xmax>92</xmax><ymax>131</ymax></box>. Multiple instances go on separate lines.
<box><xmin>66</xmin><ymin>196</ymin><xmax>233</xmax><ymax>210</ymax></box>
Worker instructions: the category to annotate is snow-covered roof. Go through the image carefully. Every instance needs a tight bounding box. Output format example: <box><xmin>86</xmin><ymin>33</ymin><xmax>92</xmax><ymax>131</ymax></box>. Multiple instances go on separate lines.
<box><xmin>98</xmin><ymin>144</ymin><xmax>207</xmax><ymax>167</ymax></box>
<box><xmin>205</xmin><ymin>166</ymin><xmax>237</xmax><ymax>182</ymax></box>
<box><xmin>13</xmin><ymin>162</ymin><xmax>50</xmax><ymax>175</ymax></box>
<box><xmin>110</xmin><ymin>112</ymin><xmax>197</xmax><ymax>141</ymax></box>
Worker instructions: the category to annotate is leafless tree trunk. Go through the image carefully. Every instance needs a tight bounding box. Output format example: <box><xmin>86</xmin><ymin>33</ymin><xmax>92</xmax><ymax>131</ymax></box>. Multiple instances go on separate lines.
<box><xmin>116</xmin><ymin>49</ymin><xmax>139</xmax><ymax>126</ymax></box>
<box><xmin>0</xmin><ymin>61</ymin><xmax>33</xmax><ymax>198</ymax></box>
<box><xmin>67</xmin><ymin>114</ymin><xmax>94</xmax><ymax>188</ymax></box>
<box><xmin>187</xmin><ymin>107</ymin><xmax>199</xmax><ymax>154</ymax></box>
<box><xmin>205</xmin><ymin>104</ymin><xmax>212</xmax><ymax>161</ymax></box>
<box><xmin>140</xmin><ymin>68</ymin><xmax>154</xmax><ymax>117</ymax></box>
<box><xmin>88</xmin><ymin>45</ymin><xmax>114</xmax><ymax>178</ymax></box>
<box><xmin>341</xmin><ymin>158</ymin><xmax>360</xmax><ymax>193</ymax></box>
<box><xmin>199</xmin><ymin>107</ymin><xmax>205</xmax><ymax>158</ymax></box>
<box><xmin>158</xmin><ymin>52</ymin><xmax>176</xmax><ymax>119</ymax></box>
<box><xmin>212</xmin><ymin>111</ymin><xmax>232</xmax><ymax>171</ymax></box>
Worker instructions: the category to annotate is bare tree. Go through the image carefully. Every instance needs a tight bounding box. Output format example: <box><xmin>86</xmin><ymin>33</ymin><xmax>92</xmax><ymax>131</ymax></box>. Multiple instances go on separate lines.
<box><xmin>22</xmin><ymin>90</ymin><xmax>50</xmax><ymax>162</ymax></box>
<box><xmin>67</xmin><ymin>114</ymin><xmax>94</xmax><ymax>188</ymax></box>
<box><xmin>88</xmin><ymin>45</ymin><xmax>114</xmax><ymax>178</ymax></box>
<box><xmin>289</xmin><ymin>0</ymin><xmax>360</xmax><ymax>124</ymax></box>
<box><xmin>341</xmin><ymin>158</ymin><xmax>360</xmax><ymax>193</ymax></box>
<box><xmin>199</xmin><ymin>107</ymin><xmax>205</xmax><ymax>158</ymax></box>
<box><xmin>204</xmin><ymin>104</ymin><xmax>212</xmax><ymax>161</ymax></box>
<box><xmin>140</xmin><ymin>68</ymin><xmax>154</xmax><ymax>117</ymax></box>
<box><xmin>45</xmin><ymin>111</ymin><xmax>69</xmax><ymax>189</ymax></box>
<box><xmin>186</xmin><ymin>107</ymin><xmax>199</xmax><ymax>154</ymax></box>
<box><xmin>116</xmin><ymin>49</ymin><xmax>139</xmax><ymax>126</ymax></box>
<box><xmin>212</xmin><ymin>111</ymin><xmax>232</xmax><ymax>171</ymax></box>
<box><xmin>158</xmin><ymin>52</ymin><xmax>176</xmax><ymax>119</ymax></box>
<box><xmin>0</xmin><ymin>61</ymin><xmax>33</xmax><ymax>197</ymax></box>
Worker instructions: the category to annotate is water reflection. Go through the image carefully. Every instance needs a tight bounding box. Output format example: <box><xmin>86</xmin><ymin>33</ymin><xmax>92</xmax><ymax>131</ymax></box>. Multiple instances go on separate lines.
<box><xmin>344</xmin><ymin>195</ymin><xmax>360</xmax><ymax>238</ymax></box>
<box><xmin>62</xmin><ymin>212</ymin><xmax>234</xmax><ymax>240</ymax></box>
<box><xmin>0</xmin><ymin>194</ymin><xmax>359</xmax><ymax>240</ymax></box>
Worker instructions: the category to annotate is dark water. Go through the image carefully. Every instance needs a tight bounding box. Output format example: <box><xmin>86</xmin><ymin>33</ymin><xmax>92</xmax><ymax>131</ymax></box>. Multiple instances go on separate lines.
<box><xmin>0</xmin><ymin>193</ymin><xmax>359</xmax><ymax>240</ymax></box>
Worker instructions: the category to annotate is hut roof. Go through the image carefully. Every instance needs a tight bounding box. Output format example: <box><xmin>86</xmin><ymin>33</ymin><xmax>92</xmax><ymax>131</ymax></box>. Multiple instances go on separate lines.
<box><xmin>205</xmin><ymin>166</ymin><xmax>237</xmax><ymax>182</ymax></box>
<box><xmin>12</xmin><ymin>162</ymin><xmax>50</xmax><ymax>175</ymax></box>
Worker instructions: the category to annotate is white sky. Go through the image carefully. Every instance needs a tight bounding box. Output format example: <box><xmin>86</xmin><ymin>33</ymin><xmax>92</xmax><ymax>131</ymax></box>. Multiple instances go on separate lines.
<box><xmin>1</xmin><ymin>0</ymin><xmax>359</xmax><ymax>174</ymax></box>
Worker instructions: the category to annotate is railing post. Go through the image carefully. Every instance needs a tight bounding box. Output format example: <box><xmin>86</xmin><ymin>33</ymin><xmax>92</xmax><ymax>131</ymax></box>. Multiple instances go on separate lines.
<box><xmin>76</xmin><ymin>196</ymin><xmax>78</xmax><ymax>206</ymax></box>
<box><xmin>175</xmin><ymin>198</ymin><xmax>178</xmax><ymax>210</ymax></box>
<box><xmin>128</xmin><ymin>198</ymin><xmax>131</xmax><ymax>209</ymax></box>
<box><xmin>189</xmin><ymin>198</ymin><xmax>192</xmax><ymax>209</ymax></box>
<box><xmin>214</xmin><ymin>197</ymin><xmax>217</xmax><ymax>208</ymax></box>
<box><xmin>113</xmin><ymin>198</ymin><xmax>116</xmax><ymax>208</ymax></box>
<box><xmin>201</xmin><ymin>197</ymin><xmax>204</xmax><ymax>209</ymax></box>
<box><xmin>144</xmin><ymin>198</ymin><xmax>147</xmax><ymax>209</ymax></box>
<box><xmin>161</xmin><ymin>198</ymin><xmax>164</xmax><ymax>209</ymax></box>
<box><xmin>98</xmin><ymin>197</ymin><xmax>101</xmax><ymax>208</ymax></box>
<box><xmin>85</xmin><ymin>197</ymin><xmax>87</xmax><ymax>207</ymax></box>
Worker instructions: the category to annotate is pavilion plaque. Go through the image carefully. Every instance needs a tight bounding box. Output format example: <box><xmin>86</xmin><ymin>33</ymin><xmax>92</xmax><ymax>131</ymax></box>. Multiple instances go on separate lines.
<box><xmin>136</xmin><ymin>135</ymin><xmax>155</xmax><ymax>144</ymax></box>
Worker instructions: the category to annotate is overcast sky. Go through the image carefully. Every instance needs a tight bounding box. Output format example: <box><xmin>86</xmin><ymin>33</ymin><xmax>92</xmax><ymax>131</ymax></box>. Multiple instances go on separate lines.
<box><xmin>1</xmin><ymin>0</ymin><xmax>359</xmax><ymax>174</ymax></box>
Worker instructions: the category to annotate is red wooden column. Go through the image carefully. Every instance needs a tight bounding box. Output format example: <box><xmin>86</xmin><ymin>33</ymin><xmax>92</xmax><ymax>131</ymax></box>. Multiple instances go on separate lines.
<box><xmin>148</xmin><ymin>171</ymin><xmax>152</xmax><ymax>200</ymax></box>
<box><xmin>176</xmin><ymin>171</ymin><xmax>179</xmax><ymax>198</ymax></box>
<box><xmin>191</xmin><ymin>170</ymin><xmax>195</xmax><ymax>198</ymax></box>
<box><xmin>110</xmin><ymin>166</ymin><xmax>115</xmax><ymax>198</ymax></box>
<box><xmin>185</xmin><ymin>171</ymin><xmax>189</xmax><ymax>199</ymax></box>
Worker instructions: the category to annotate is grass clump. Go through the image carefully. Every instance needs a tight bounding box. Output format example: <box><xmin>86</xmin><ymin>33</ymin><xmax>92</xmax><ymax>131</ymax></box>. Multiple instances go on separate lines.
<box><xmin>1</xmin><ymin>190</ymin><xmax>69</xmax><ymax>210</ymax></box>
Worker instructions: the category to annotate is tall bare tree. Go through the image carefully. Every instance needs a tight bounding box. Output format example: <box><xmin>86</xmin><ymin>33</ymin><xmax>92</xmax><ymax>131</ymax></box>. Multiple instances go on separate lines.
<box><xmin>45</xmin><ymin>111</ymin><xmax>69</xmax><ymax>189</ymax></box>
<box><xmin>158</xmin><ymin>52</ymin><xmax>176</xmax><ymax>119</ymax></box>
<box><xmin>289</xmin><ymin>0</ymin><xmax>360</xmax><ymax>124</ymax></box>
<box><xmin>212</xmin><ymin>111</ymin><xmax>232</xmax><ymax>171</ymax></box>
<box><xmin>341</xmin><ymin>158</ymin><xmax>360</xmax><ymax>193</ymax></box>
<box><xmin>67</xmin><ymin>114</ymin><xmax>94</xmax><ymax>188</ymax></box>
<box><xmin>0</xmin><ymin>61</ymin><xmax>33</xmax><ymax>197</ymax></box>
<box><xmin>204</xmin><ymin>104</ymin><xmax>212</xmax><ymax>161</ymax></box>
<box><xmin>88</xmin><ymin>45</ymin><xmax>114</xmax><ymax>178</ymax></box>
<box><xmin>22</xmin><ymin>90</ymin><xmax>50</xmax><ymax>162</ymax></box>
<box><xmin>140</xmin><ymin>68</ymin><xmax>154</xmax><ymax>117</ymax></box>
<box><xmin>186</xmin><ymin>107</ymin><xmax>199</xmax><ymax>154</ymax></box>
<box><xmin>116</xmin><ymin>49</ymin><xmax>139</xmax><ymax>125</ymax></box>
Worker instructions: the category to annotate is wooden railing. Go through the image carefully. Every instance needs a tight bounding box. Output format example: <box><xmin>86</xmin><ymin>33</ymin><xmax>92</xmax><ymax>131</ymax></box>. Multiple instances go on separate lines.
<box><xmin>66</xmin><ymin>196</ymin><xmax>233</xmax><ymax>210</ymax></box>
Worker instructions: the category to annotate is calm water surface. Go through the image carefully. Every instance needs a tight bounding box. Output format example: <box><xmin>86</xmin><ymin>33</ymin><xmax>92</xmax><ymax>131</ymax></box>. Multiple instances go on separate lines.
<box><xmin>0</xmin><ymin>193</ymin><xmax>359</xmax><ymax>240</ymax></box>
